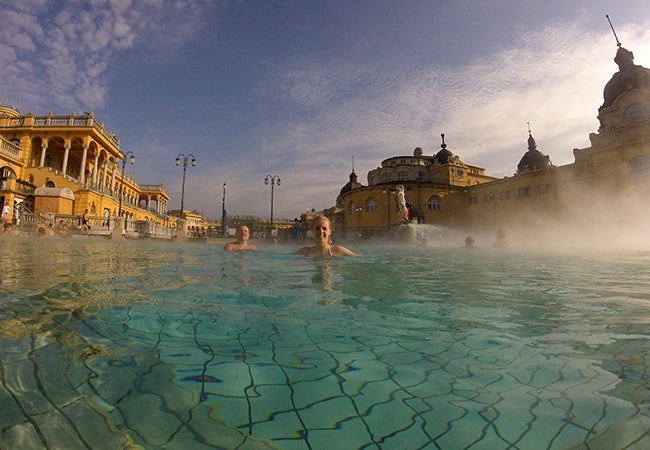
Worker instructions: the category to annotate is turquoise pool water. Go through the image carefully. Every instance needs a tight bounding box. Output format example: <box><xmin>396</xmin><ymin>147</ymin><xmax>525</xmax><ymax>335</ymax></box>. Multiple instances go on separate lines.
<box><xmin>0</xmin><ymin>236</ymin><xmax>649</xmax><ymax>449</ymax></box>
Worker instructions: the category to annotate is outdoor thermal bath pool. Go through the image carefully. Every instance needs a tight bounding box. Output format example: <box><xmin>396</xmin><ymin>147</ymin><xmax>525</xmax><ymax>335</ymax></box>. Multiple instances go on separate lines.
<box><xmin>0</xmin><ymin>236</ymin><xmax>649</xmax><ymax>450</ymax></box>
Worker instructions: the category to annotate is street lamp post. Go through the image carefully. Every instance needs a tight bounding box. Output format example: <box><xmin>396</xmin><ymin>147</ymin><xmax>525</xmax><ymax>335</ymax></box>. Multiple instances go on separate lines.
<box><xmin>264</xmin><ymin>174</ymin><xmax>281</xmax><ymax>235</ymax></box>
<box><xmin>118</xmin><ymin>151</ymin><xmax>135</xmax><ymax>217</ymax></box>
<box><xmin>221</xmin><ymin>182</ymin><xmax>227</xmax><ymax>237</ymax></box>
<box><xmin>175</xmin><ymin>153</ymin><xmax>196</xmax><ymax>219</ymax></box>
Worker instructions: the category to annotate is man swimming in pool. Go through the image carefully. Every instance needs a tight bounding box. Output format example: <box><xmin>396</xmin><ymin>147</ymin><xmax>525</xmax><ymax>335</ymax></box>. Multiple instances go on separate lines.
<box><xmin>224</xmin><ymin>225</ymin><xmax>258</xmax><ymax>251</ymax></box>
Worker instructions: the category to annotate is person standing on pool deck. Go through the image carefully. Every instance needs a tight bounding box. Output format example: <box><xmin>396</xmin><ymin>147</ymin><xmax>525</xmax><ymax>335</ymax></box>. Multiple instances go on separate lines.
<box><xmin>224</xmin><ymin>225</ymin><xmax>258</xmax><ymax>251</ymax></box>
<box><xmin>81</xmin><ymin>209</ymin><xmax>90</xmax><ymax>233</ymax></box>
<box><xmin>295</xmin><ymin>215</ymin><xmax>358</xmax><ymax>257</ymax></box>
<box><xmin>1</xmin><ymin>202</ymin><xmax>10</xmax><ymax>224</ymax></box>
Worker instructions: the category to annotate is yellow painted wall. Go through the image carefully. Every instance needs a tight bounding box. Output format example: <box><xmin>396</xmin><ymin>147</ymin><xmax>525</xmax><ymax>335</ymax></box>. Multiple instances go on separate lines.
<box><xmin>35</xmin><ymin>195</ymin><xmax>74</xmax><ymax>215</ymax></box>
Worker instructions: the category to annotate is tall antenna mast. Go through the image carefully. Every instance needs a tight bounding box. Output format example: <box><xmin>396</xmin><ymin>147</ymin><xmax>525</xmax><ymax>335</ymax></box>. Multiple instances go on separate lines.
<box><xmin>606</xmin><ymin>14</ymin><xmax>622</xmax><ymax>47</ymax></box>
<box><xmin>352</xmin><ymin>155</ymin><xmax>355</xmax><ymax>172</ymax></box>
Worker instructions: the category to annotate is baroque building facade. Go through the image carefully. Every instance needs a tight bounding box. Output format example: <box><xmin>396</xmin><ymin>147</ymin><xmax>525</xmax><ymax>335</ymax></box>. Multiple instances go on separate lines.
<box><xmin>335</xmin><ymin>41</ymin><xmax>650</xmax><ymax>242</ymax></box>
<box><xmin>0</xmin><ymin>107</ymin><xmax>171</xmax><ymax>226</ymax></box>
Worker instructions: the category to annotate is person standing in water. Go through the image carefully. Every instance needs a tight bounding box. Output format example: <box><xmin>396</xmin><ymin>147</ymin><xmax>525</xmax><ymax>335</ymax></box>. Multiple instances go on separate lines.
<box><xmin>224</xmin><ymin>225</ymin><xmax>258</xmax><ymax>251</ymax></box>
<box><xmin>492</xmin><ymin>229</ymin><xmax>511</xmax><ymax>249</ymax></box>
<box><xmin>295</xmin><ymin>215</ymin><xmax>357</xmax><ymax>257</ymax></box>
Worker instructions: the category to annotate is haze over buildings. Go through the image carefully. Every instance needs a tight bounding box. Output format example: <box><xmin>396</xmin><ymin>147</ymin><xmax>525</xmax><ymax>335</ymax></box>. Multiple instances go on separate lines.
<box><xmin>2</xmin><ymin>0</ymin><xmax>650</xmax><ymax>220</ymax></box>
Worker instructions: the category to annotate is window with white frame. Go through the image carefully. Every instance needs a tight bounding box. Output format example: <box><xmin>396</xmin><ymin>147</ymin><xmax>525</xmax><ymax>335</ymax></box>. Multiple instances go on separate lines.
<box><xmin>427</xmin><ymin>195</ymin><xmax>441</xmax><ymax>211</ymax></box>
<box><xmin>365</xmin><ymin>197</ymin><xmax>378</xmax><ymax>212</ymax></box>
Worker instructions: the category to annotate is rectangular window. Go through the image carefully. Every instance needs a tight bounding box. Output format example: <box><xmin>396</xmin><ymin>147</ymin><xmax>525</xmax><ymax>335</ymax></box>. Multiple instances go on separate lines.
<box><xmin>518</xmin><ymin>187</ymin><xmax>532</xmax><ymax>197</ymax></box>
<box><xmin>397</xmin><ymin>171</ymin><xmax>409</xmax><ymax>181</ymax></box>
<box><xmin>499</xmin><ymin>191</ymin><xmax>511</xmax><ymax>200</ymax></box>
<box><xmin>538</xmin><ymin>183</ymin><xmax>552</xmax><ymax>194</ymax></box>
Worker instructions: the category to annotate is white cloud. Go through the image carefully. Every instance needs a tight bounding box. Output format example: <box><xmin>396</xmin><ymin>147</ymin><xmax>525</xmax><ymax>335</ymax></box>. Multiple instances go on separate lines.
<box><xmin>2</xmin><ymin>1</ymin><xmax>650</xmax><ymax>221</ymax></box>
<box><xmin>235</xmin><ymin>18</ymin><xmax>650</xmax><ymax>219</ymax></box>
<box><xmin>0</xmin><ymin>0</ymin><xmax>214</xmax><ymax>111</ymax></box>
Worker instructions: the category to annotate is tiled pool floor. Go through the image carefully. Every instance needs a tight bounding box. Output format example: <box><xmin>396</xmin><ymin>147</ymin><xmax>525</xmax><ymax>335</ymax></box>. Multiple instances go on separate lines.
<box><xmin>2</xmin><ymin>241</ymin><xmax>650</xmax><ymax>449</ymax></box>
<box><xmin>2</xmin><ymin>301</ymin><xmax>649</xmax><ymax>449</ymax></box>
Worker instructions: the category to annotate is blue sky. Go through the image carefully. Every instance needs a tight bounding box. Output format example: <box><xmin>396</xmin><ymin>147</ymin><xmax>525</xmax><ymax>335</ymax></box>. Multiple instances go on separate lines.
<box><xmin>2</xmin><ymin>1</ymin><xmax>650</xmax><ymax>221</ymax></box>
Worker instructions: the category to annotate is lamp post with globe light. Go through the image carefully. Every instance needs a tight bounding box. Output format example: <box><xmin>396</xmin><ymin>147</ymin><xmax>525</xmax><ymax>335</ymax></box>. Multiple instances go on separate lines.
<box><xmin>175</xmin><ymin>153</ymin><xmax>196</xmax><ymax>219</ymax></box>
<box><xmin>221</xmin><ymin>182</ymin><xmax>227</xmax><ymax>237</ymax></box>
<box><xmin>118</xmin><ymin>151</ymin><xmax>135</xmax><ymax>218</ymax></box>
<box><xmin>264</xmin><ymin>174</ymin><xmax>281</xmax><ymax>236</ymax></box>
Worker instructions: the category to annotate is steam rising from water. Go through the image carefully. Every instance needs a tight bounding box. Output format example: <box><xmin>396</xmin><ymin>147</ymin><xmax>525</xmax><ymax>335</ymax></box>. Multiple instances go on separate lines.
<box><xmin>359</xmin><ymin>189</ymin><xmax>650</xmax><ymax>252</ymax></box>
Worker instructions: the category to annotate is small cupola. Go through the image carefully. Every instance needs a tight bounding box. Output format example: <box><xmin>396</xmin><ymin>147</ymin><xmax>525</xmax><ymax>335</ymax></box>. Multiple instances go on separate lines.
<box><xmin>516</xmin><ymin>125</ymin><xmax>553</xmax><ymax>174</ymax></box>
<box><xmin>433</xmin><ymin>133</ymin><xmax>454</xmax><ymax>164</ymax></box>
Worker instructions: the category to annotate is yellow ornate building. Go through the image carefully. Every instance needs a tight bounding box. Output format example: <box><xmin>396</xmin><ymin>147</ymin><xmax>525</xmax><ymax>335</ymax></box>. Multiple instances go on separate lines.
<box><xmin>0</xmin><ymin>107</ymin><xmax>171</xmax><ymax>227</ymax></box>
<box><xmin>336</xmin><ymin>42</ymin><xmax>650</xmax><ymax>241</ymax></box>
<box><xmin>334</xmin><ymin>134</ymin><xmax>497</xmax><ymax>236</ymax></box>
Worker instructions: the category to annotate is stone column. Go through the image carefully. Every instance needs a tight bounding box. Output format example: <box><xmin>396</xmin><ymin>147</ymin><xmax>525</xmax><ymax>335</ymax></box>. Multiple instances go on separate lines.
<box><xmin>39</xmin><ymin>143</ymin><xmax>47</xmax><ymax>167</ymax></box>
<box><xmin>79</xmin><ymin>144</ymin><xmax>88</xmax><ymax>185</ymax></box>
<box><xmin>101</xmin><ymin>161</ymin><xmax>108</xmax><ymax>191</ymax></box>
<box><xmin>62</xmin><ymin>143</ymin><xmax>70</xmax><ymax>176</ymax></box>
<box><xmin>92</xmin><ymin>151</ymin><xmax>100</xmax><ymax>186</ymax></box>
<box><xmin>110</xmin><ymin>161</ymin><xmax>116</xmax><ymax>193</ymax></box>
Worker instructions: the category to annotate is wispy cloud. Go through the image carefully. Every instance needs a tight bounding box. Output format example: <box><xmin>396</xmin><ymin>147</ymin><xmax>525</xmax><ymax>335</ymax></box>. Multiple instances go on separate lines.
<box><xmin>245</xmin><ymin>18</ymin><xmax>650</xmax><ymax>218</ymax></box>
<box><xmin>2</xmin><ymin>2</ymin><xmax>650</xmax><ymax>220</ymax></box>
<box><xmin>0</xmin><ymin>0</ymin><xmax>214</xmax><ymax>110</ymax></box>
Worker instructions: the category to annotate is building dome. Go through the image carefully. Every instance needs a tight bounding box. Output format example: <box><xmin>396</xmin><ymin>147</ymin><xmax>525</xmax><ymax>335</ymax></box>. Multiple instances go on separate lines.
<box><xmin>0</xmin><ymin>104</ymin><xmax>21</xmax><ymax>117</ymax></box>
<box><xmin>336</xmin><ymin>170</ymin><xmax>364</xmax><ymax>207</ymax></box>
<box><xmin>517</xmin><ymin>132</ymin><xmax>552</xmax><ymax>174</ymax></box>
<box><xmin>601</xmin><ymin>46</ymin><xmax>650</xmax><ymax>110</ymax></box>
<box><xmin>433</xmin><ymin>133</ymin><xmax>454</xmax><ymax>164</ymax></box>
<box><xmin>339</xmin><ymin>170</ymin><xmax>361</xmax><ymax>195</ymax></box>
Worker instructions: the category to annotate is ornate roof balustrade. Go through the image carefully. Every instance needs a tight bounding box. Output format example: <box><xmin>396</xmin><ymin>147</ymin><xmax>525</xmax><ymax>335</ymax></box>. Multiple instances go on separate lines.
<box><xmin>118</xmin><ymin>169</ymin><xmax>140</xmax><ymax>189</ymax></box>
<box><xmin>4</xmin><ymin>113</ymin><xmax>120</xmax><ymax>148</ymax></box>
<box><xmin>139</xmin><ymin>183</ymin><xmax>166</xmax><ymax>192</ymax></box>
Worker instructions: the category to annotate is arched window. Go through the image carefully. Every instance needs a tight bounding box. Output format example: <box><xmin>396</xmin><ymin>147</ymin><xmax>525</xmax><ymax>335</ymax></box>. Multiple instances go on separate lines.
<box><xmin>623</xmin><ymin>103</ymin><xmax>650</xmax><ymax>122</ymax></box>
<box><xmin>1</xmin><ymin>166</ymin><xmax>16</xmax><ymax>179</ymax></box>
<box><xmin>1</xmin><ymin>166</ymin><xmax>16</xmax><ymax>190</ymax></box>
<box><xmin>348</xmin><ymin>201</ymin><xmax>355</xmax><ymax>215</ymax></box>
<box><xmin>629</xmin><ymin>155</ymin><xmax>650</xmax><ymax>183</ymax></box>
<box><xmin>365</xmin><ymin>197</ymin><xmax>378</xmax><ymax>212</ymax></box>
<box><xmin>427</xmin><ymin>195</ymin><xmax>441</xmax><ymax>211</ymax></box>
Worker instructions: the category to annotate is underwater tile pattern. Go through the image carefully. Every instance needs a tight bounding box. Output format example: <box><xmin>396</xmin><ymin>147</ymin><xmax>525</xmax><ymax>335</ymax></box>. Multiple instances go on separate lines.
<box><xmin>1</xmin><ymin>298</ymin><xmax>650</xmax><ymax>449</ymax></box>
<box><xmin>1</xmin><ymin>240</ymin><xmax>650</xmax><ymax>449</ymax></box>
